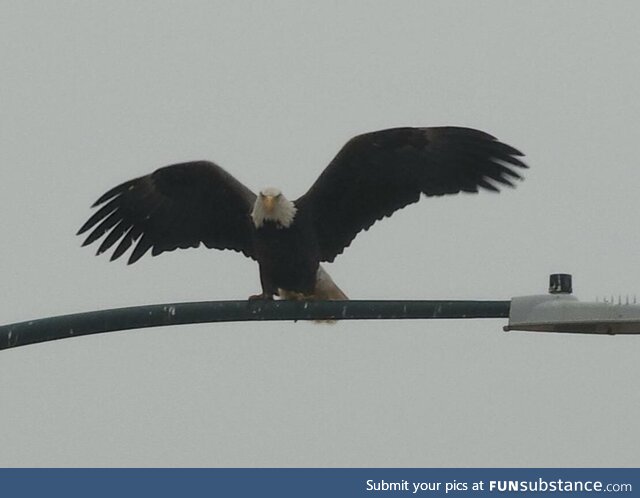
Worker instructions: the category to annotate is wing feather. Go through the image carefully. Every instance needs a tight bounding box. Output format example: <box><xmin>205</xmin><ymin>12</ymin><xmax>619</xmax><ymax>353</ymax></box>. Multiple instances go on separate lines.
<box><xmin>295</xmin><ymin>127</ymin><xmax>527</xmax><ymax>262</ymax></box>
<box><xmin>78</xmin><ymin>160</ymin><xmax>257</xmax><ymax>263</ymax></box>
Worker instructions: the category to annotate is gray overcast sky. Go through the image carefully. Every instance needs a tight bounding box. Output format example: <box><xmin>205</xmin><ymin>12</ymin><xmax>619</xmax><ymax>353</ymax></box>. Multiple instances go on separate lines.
<box><xmin>1</xmin><ymin>1</ymin><xmax>640</xmax><ymax>467</ymax></box>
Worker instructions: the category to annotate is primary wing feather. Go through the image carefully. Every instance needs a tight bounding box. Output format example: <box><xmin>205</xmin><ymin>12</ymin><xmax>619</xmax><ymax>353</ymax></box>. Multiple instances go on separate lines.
<box><xmin>78</xmin><ymin>161</ymin><xmax>257</xmax><ymax>263</ymax></box>
<box><xmin>295</xmin><ymin>127</ymin><xmax>527</xmax><ymax>262</ymax></box>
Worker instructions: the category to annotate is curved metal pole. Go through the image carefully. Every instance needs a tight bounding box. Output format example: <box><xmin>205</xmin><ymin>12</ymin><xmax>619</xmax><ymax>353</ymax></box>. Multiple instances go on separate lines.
<box><xmin>0</xmin><ymin>300</ymin><xmax>510</xmax><ymax>351</ymax></box>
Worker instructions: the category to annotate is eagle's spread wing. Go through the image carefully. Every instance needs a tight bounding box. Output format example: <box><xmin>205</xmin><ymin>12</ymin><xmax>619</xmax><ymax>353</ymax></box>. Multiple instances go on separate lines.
<box><xmin>295</xmin><ymin>127</ymin><xmax>527</xmax><ymax>262</ymax></box>
<box><xmin>78</xmin><ymin>161</ymin><xmax>257</xmax><ymax>263</ymax></box>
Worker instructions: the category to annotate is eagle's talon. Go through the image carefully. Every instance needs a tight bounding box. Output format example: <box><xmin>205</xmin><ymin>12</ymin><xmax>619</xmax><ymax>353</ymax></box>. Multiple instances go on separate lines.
<box><xmin>248</xmin><ymin>293</ymin><xmax>273</xmax><ymax>301</ymax></box>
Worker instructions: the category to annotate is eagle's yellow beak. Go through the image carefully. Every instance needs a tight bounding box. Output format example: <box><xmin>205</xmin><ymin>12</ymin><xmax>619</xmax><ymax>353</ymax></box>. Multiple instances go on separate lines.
<box><xmin>263</xmin><ymin>195</ymin><xmax>276</xmax><ymax>214</ymax></box>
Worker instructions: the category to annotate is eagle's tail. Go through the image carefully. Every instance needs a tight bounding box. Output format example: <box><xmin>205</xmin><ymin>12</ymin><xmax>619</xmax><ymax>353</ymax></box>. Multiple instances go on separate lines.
<box><xmin>314</xmin><ymin>265</ymin><xmax>348</xmax><ymax>301</ymax></box>
<box><xmin>312</xmin><ymin>265</ymin><xmax>347</xmax><ymax>324</ymax></box>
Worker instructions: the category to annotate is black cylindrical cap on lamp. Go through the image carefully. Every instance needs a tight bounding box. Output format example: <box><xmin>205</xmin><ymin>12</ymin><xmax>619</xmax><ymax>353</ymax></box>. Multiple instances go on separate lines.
<box><xmin>549</xmin><ymin>273</ymin><xmax>572</xmax><ymax>294</ymax></box>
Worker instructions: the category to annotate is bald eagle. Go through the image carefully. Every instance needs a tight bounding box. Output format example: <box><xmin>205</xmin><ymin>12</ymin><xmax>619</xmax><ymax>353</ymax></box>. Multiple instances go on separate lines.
<box><xmin>78</xmin><ymin>127</ymin><xmax>526</xmax><ymax>300</ymax></box>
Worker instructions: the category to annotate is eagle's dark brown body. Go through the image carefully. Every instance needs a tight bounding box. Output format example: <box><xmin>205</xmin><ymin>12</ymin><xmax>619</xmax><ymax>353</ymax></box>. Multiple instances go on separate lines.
<box><xmin>253</xmin><ymin>218</ymin><xmax>320</xmax><ymax>297</ymax></box>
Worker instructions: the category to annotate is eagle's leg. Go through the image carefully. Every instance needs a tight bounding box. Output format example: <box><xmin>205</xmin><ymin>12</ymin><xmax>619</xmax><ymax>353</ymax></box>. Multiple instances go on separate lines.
<box><xmin>249</xmin><ymin>265</ymin><xmax>277</xmax><ymax>300</ymax></box>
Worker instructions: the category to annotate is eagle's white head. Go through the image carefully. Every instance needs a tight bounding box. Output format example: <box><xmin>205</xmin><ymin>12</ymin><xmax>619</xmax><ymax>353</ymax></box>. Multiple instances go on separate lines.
<box><xmin>251</xmin><ymin>187</ymin><xmax>297</xmax><ymax>229</ymax></box>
